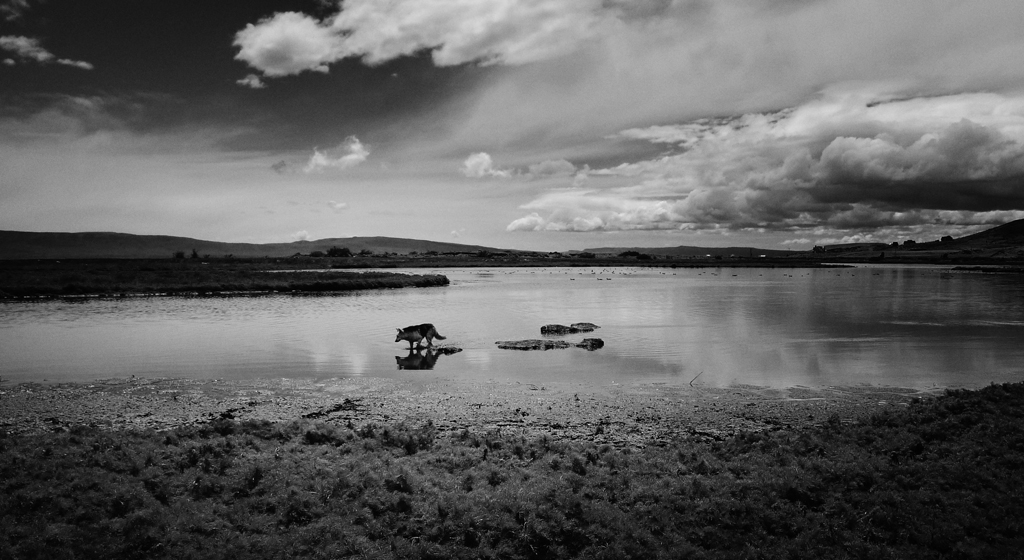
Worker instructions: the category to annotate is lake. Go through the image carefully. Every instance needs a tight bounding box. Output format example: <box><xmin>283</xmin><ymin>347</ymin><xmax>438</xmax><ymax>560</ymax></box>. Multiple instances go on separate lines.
<box><xmin>2</xmin><ymin>265</ymin><xmax>1023</xmax><ymax>389</ymax></box>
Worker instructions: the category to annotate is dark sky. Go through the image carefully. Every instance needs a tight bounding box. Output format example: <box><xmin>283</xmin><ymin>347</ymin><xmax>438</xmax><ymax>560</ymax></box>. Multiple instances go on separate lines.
<box><xmin>0</xmin><ymin>0</ymin><xmax>485</xmax><ymax>150</ymax></box>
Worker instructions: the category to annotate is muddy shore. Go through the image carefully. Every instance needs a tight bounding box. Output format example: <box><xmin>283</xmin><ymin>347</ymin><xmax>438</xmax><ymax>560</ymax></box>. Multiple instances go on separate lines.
<box><xmin>0</xmin><ymin>376</ymin><xmax>940</xmax><ymax>444</ymax></box>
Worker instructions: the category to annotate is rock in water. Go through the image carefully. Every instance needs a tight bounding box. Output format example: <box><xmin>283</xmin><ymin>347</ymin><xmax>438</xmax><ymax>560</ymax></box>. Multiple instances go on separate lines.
<box><xmin>496</xmin><ymin>340</ymin><xmax>573</xmax><ymax>350</ymax></box>
<box><xmin>575</xmin><ymin>338</ymin><xmax>604</xmax><ymax>351</ymax></box>
<box><xmin>540</xmin><ymin>323</ymin><xmax>600</xmax><ymax>335</ymax></box>
<box><xmin>495</xmin><ymin>338</ymin><xmax>603</xmax><ymax>351</ymax></box>
<box><xmin>540</xmin><ymin>324</ymin><xmax>574</xmax><ymax>335</ymax></box>
<box><xmin>570</xmin><ymin>323</ymin><xmax>600</xmax><ymax>332</ymax></box>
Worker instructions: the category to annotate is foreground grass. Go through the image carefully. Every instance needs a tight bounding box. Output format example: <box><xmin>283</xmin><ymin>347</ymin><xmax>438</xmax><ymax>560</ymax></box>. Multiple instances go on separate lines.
<box><xmin>0</xmin><ymin>260</ymin><xmax>448</xmax><ymax>298</ymax></box>
<box><xmin>2</xmin><ymin>385</ymin><xmax>1023</xmax><ymax>559</ymax></box>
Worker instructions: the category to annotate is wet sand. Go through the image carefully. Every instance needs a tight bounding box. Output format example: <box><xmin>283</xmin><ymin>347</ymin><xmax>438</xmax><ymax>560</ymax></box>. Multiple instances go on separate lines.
<box><xmin>0</xmin><ymin>376</ymin><xmax>942</xmax><ymax>444</ymax></box>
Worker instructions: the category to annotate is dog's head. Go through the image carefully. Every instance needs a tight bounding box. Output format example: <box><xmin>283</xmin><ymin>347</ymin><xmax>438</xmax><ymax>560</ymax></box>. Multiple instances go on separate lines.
<box><xmin>395</xmin><ymin>328</ymin><xmax>404</xmax><ymax>342</ymax></box>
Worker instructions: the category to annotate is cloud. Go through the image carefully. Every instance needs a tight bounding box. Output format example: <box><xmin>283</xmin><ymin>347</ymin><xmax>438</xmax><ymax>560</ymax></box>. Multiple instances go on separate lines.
<box><xmin>56</xmin><ymin>59</ymin><xmax>94</xmax><ymax>70</ymax></box>
<box><xmin>236</xmin><ymin>74</ymin><xmax>266</xmax><ymax>89</ymax></box>
<box><xmin>327</xmin><ymin>200</ymin><xmax>348</xmax><ymax>211</ymax></box>
<box><xmin>292</xmin><ymin>230</ymin><xmax>312</xmax><ymax>241</ymax></box>
<box><xmin>303</xmin><ymin>136</ymin><xmax>369</xmax><ymax>173</ymax></box>
<box><xmin>1</xmin><ymin>0</ymin><xmax>30</xmax><ymax>21</ymax></box>
<box><xmin>234</xmin><ymin>11</ymin><xmax>343</xmax><ymax>77</ymax></box>
<box><xmin>462</xmin><ymin>152</ymin><xmax>511</xmax><ymax>178</ymax></box>
<box><xmin>0</xmin><ymin>35</ymin><xmax>53</xmax><ymax>62</ymax></box>
<box><xmin>527</xmin><ymin>158</ymin><xmax>576</xmax><ymax>178</ymax></box>
<box><xmin>450</xmin><ymin>228</ymin><xmax>466</xmax><ymax>238</ymax></box>
<box><xmin>330</xmin><ymin>0</ymin><xmax>609</xmax><ymax>67</ymax></box>
<box><xmin>0</xmin><ymin>35</ymin><xmax>93</xmax><ymax>69</ymax></box>
<box><xmin>506</xmin><ymin>212</ymin><xmax>547</xmax><ymax>232</ymax></box>
<box><xmin>437</xmin><ymin>0</ymin><xmax>1024</xmax><ymax>161</ymax></box>
<box><xmin>508</xmin><ymin>88</ymin><xmax>1024</xmax><ymax>238</ymax></box>
<box><xmin>0</xmin><ymin>94</ymin><xmax>233</xmax><ymax>150</ymax></box>
<box><xmin>235</xmin><ymin>0</ymin><xmax>615</xmax><ymax>77</ymax></box>
<box><xmin>232</xmin><ymin>0</ymin><xmax>1024</xmax><ymax>196</ymax></box>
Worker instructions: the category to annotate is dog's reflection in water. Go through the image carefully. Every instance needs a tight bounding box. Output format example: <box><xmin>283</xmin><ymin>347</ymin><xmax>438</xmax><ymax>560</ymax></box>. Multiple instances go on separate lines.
<box><xmin>395</xmin><ymin>346</ymin><xmax>462</xmax><ymax>370</ymax></box>
<box><xmin>395</xmin><ymin>348</ymin><xmax>441</xmax><ymax>370</ymax></box>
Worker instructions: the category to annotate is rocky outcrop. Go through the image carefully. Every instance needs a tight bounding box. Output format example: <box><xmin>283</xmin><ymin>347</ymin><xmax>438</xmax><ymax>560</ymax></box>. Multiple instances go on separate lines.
<box><xmin>540</xmin><ymin>322</ymin><xmax>600</xmax><ymax>335</ymax></box>
<box><xmin>433</xmin><ymin>345</ymin><xmax>463</xmax><ymax>356</ymax></box>
<box><xmin>496</xmin><ymin>340</ymin><xmax>572</xmax><ymax>350</ymax></box>
<box><xmin>495</xmin><ymin>338</ymin><xmax>603</xmax><ymax>351</ymax></box>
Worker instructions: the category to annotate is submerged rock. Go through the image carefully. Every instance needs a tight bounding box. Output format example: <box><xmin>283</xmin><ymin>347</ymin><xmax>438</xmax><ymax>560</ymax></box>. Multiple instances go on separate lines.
<box><xmin>540</xmin><ymin>324</ymin><xmax>574</xmax><ymax>335</ymax></box>
<box><xmin>571</xmin><ymin>322</ymin><xmax>600</xmax><ymax>332</ymax></box>
<box><xmin>575</xmin><ymin>338</ymin><xmax>604</xmax><ymax>351</ymax></box>
<box><xmin>495</xmin><ymin>338</ymin><xmax>603</xmax><ymax>351</ymax></box>
<box><xmin>496</xmin><ymin>339</ymin><xmax>572</xmax><ymax>350</ymax></box>
<box><xmin>540</xmin><ymin>322</ymin><xmax>601</xmax><ymax>335</ymax></box>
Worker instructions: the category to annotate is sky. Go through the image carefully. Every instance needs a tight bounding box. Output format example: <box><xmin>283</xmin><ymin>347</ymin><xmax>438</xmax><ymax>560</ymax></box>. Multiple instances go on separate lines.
<box><xmin>2</xmin><ymin>0</ymin><xmax>1024</xmax><ymax>252</ymax></box>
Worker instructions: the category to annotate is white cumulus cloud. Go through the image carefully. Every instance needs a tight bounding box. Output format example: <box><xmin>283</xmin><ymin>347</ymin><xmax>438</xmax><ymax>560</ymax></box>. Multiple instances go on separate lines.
<box><xmin>235</xmin><ymin>0</ymin><xmax>614</xmax><ymax>77</ymax></box>
<box><xmin>234</xmin><ymin>12</ymin><xmax>343</xmax><ymax>77</ymax></box>
<box><xmin>462</xmin><ymin>152</ymin><xmax>511</xmax><ymax>178</ymax></box>
<box><xmin>304</xmin><ymin>136</ymin><xmax>369</xmax><ymax>173</ymax></box>
<box><xmin>236</xmin><ymin>74</ymin><xmax>266</xmax><ymax>89</ymax></box>
<box><xmin>509</xmin><ymin>87</ymin><xmax>1024</xmax><ymax>239</ymax></box>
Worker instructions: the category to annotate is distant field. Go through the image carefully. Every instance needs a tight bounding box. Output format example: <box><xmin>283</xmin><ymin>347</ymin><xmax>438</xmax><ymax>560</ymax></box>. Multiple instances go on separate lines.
<box><xmin>0</xmin><ymin>260</ymin><xmax>448</xmax><ymax>298</ymax></box>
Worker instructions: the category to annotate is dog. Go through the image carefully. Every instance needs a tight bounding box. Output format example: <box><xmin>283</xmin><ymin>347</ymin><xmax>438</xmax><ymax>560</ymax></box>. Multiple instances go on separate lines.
<box><xmin>395</xmin><ymin>323</ymin><xmax>446</xmax><ymax>350</ymax></box>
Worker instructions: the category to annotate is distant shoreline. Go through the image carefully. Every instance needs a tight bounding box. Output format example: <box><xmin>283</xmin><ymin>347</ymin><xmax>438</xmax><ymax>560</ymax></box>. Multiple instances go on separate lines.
<box><xmin>0</xmin><ymin>256</ymin><xmax>982</xmax><ymax>300</ymax></box>
<box><xmin>7</xmin><ymin>255</ymin><xmax>1024</xmax><ymax>300</ymax></box>
<box><xmin>0</xmin><ymin>262</ymin><xmax>449</xmax><ymax>299</ymax></box>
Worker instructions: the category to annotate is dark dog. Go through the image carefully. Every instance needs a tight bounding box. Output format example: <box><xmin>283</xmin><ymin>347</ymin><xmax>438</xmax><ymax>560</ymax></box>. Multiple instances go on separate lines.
<box><xmin>395</xmin><ymin>323</ymin><xmax>446</xmax><ymax>350</ymax></box>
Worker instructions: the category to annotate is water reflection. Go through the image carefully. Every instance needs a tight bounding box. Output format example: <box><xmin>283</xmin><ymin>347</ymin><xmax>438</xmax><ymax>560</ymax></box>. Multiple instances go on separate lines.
<box><xmin>395</xmin><ymin>348</ymin><xmax>441</xmax><ymax>370</ymax></box>
<box><xmin>2</xmin><ymin>266</ymin><xmax>1022</xmax><ymax>388</ymax></box>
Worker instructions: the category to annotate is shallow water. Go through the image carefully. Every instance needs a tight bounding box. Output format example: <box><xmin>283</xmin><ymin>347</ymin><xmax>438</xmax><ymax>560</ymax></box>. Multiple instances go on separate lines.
<box><xmin>2</xmin><ymin>266</ymin><xmax>1023</xmax><ymax>389</ymax></box>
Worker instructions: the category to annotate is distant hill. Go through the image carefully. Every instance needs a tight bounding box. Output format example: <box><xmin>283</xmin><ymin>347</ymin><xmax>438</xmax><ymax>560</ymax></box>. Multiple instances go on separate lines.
<box><xmin>947</xmin><ymin>219</ymin><xmax>1024</xmax><ymax>248</ymax></box>
<box><xmin>3</xmin><ymin>219</ymin><xmax>1022</xmax><ymax>260</ymax></box>
<box><xmin>823</xmin><ymin>219</ymin><xmax>1024</xmax><ymax>252</ymax></box>
<box><xmin>0</xmin><ymin>231</ymin><xmax>508</xmax><ymax>260</ymax></box>
<box><xmin>582</xmin><ymin>245</ymin><xmax>799</xmax><ymax>258</ymax></box>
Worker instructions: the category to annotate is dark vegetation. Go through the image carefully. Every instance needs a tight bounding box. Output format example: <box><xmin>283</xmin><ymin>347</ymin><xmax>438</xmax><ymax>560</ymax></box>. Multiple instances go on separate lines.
<box><xmin>0</xmin><ymin>259</ymin><xmax>448</xmax><ymax>299</ymax></box>
<box><xmin>3</xmin><ymin>384</ymin><xmax>1023</xmax><ymax>559</ymax></box>
<box><xmin>0</xmin><ymin>253</ymin><xmax>855</xmax><ymax>299</ymax></box>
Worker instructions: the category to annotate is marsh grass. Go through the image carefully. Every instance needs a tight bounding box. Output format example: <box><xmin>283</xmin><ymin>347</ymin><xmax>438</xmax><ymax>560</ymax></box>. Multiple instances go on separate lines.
<box><xmin>0</xmin><ymin>260</ymin><xmax>448</xmax><ymax>298</ymax></box>
<box><xmin>2</xmin><ymin>384</ymin><xmax>1023</xmax><ymax>558</ymax></box>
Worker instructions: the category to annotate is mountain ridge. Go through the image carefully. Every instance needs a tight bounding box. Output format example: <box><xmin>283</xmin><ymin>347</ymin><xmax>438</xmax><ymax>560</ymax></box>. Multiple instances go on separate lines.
<box><xmin>1</xmin><ymin>218</ymin><xmax>1022</xmax><ymax>260</ymax></box>
<box><xmin>0</xmin><ymin>231</ymin><xmax>507</xmax><ymax>260</ymax></box>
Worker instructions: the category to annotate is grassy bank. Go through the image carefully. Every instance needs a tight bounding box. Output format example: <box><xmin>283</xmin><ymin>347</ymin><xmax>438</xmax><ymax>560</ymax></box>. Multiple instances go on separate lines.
<box><xmin>0</xmin><ymin>260</ymin><xmax>448</xmax><ymax>298</ymax></box>
<box><xmin>2</xmin><ymin>383</ymin><xmax>1022</xmax><ymax>559</ymax></box>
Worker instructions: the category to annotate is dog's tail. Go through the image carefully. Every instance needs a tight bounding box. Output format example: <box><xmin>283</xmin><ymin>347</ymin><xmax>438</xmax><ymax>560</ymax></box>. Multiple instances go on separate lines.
<box><xmin>434</xmin><ymin>331</ymin><xmax>447</xmax><ymax>340</ymax></box>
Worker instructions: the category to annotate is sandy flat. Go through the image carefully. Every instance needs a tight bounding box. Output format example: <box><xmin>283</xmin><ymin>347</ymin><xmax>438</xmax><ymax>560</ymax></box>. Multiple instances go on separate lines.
<box><xmin>0</xmin><ymin>376</ymin><xmax>942</xmax><ymax>445</ymax></box>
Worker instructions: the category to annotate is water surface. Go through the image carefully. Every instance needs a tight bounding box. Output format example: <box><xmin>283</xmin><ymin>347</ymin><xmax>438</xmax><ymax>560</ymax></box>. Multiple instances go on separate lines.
<box><xmin>2</xmin><ymin>266</ymin><xmax>1022</xmax><ymax>389</ymax></box>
